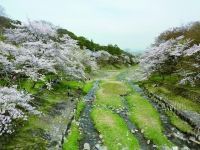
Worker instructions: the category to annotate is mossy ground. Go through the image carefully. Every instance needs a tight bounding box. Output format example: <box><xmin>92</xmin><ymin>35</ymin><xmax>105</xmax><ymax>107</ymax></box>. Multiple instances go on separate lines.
<box><xmin>2</xmin><ymin>67</ymin><xmax>195</xmax><ymax>149</ymax></box>
<box><xmin>63</xmin><ymin>81</ymin><xmax>92</xmax><ymax>149</ymax></box>
<box><xmin>94</xmin><ymin>81</ymin><xmax>130</xmax><ymax>109</ymax></box>
<box><xmin>1</xmin><ymin>76</ymin><xmax>86</xmax><ymax>149</ymax></box>
<box><xmin>126</xmin><ymin>93</ymin><xmax>173</xmax><ymax>148</ymax></box>
<box><xmin>91</xmin><ymin>80</ymin><xmax>140</xmax><ymax>149</ymax></box>
<box><xmin>75</xmin><ymin>100</ymin><xmax>86</xmax><ymax>121</ymax></box>
<box><xmin>82</xmin><ymin>81</ymin><xmax>94</xmax><ymax>94</ymax></box>
<box><xmin>145</xmin><ymin>84</ymin><xmax>200</xmax><ymax>113</ymax></box>
<box><xmin>91</xmin><ymin>108</ymin><xmax>140</xmax><ymax>150</ymax></box>
<box><xmin>90</xmin><ymin>69</ymin><xmax>175</xmax><ymax>149</ymax></box>
<box><xmin>140</xmin><ymin>73</ymin><xmax>200</xmax><ymax>113</ymax></box>
<box><xmin>63</xmin><ymin>122</ymin><xmax>81</xmax><ymax>150</ymax></box>
<box><xmin>166</xmin><ymin>111</ymin><xmax>193</xmax><ymax>134</ymax></box>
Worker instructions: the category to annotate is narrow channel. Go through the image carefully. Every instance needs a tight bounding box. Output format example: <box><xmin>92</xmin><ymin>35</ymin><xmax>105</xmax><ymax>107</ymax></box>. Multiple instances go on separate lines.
<box><xmin>79</xmin><ymin>81</ymin><xmax>103</xmax><ymax>149</ymax></box>
<box><xmin>128</xmin><ymin>81</ymin><xmax>199</xmax><ymax>149</ymax></box>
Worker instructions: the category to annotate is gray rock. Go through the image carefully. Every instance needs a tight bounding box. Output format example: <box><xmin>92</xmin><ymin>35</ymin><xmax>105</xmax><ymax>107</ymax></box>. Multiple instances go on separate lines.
<box><xmin>198</xmin><ymin>135</ymin><xmax>200</xmax><ymax>141</ymax></box>
<box><xmin>141</xmin><ymin>129</ymin><xmax>144</xmax><ymax>133</ymax></box>
<box><xmin>95</xmin><ymin>144</ymin><xmax>101</xmax><ymax>149</ymax></box>
<box><xmin>101</xmin><ymin>146</ymin><xmax>108</xmax><ymax>150</ymax></box>
<box><xmin>189</xmin><ymin>136</ymin><xmax>200</xmax><ymax>144</ymax></box>
<box><xmin>181</xmin><ymin>110</ymin><xmax>200</xmax><ymax>128</ymax></box>
<box><xmin>172</xmin><ymin>146</ymin><xmax>178</xmax><ymax>150</ymax></box>
<box><xmin>153</xmin><ymin>145</ymin><xmax>157</xmax><ymax>148</ymax></box>
<box><xmin>162</xmin><ymin>146</ymin><xmax>171</xmax><ymax>150</ymax></box>
<box><xmin>166</xmin><ymin>134</ymin><xmax>172</xmax><ymax>137</ymax></box>
<box><xmin>99</xmin><ymin>134</ymin><xmax>103</xmax><ymax>139</ymax></box>
<box><xmin>83</xmin><ymin>143</ymin><xmax>90</xmax><ymax>150</ymax></box>
<box><xmin>147</xmin><ymin>140</ymin><xmax>150</xmax><ymax>144</ymax></box>
<box><xmin>173</xmin><ymin>132</ymin><xmax>186</xmax><ymax>141</ymax></box>
<box><xmin>189</xmin><ymin>136</ymin><xmax>195</xmax><ymax>141</ymax></box>
<box><xmin>131</xmin><ymin>129</ymin><xmax>135</xmax><ymax>134</ymax></box>
<box><xmin>181</xmin><ymin>146</ymin><xmax>190</xmax><ymax>150</ymax></box>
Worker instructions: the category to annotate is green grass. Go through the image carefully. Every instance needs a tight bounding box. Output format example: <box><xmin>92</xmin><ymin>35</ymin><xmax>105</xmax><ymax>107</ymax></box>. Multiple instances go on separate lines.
<box><xmin>18</xmin><ymin>79</ymin><xmax>68</xmax><ymax>113</ymax></box>
<box><xmin>91</xmin><ymin>108</ymin><xmax>140</xmax><ymax>150</ymax></box>
<box><xmin>146</xmin><ymin>85</ymin><xmax>200</xmax><ymax>113</ymax></box>
<box><xmin>126</xmin><ymin>92</ymin><xmax>173</xmax><ymax>149</ymax></box>
<box><xmin>91</xmin><ymin>69</ymin><xmax>124</xmax><ymax>81</ymax></box>
<box><xmin>19</xmin><ymin>79</ymin><xmax>44</xmax><ymax>94</ymax></box>
<box><xmin>65</xmin><ymin>80</ymin><xmax>84</xmax><ymax>90</ymax></box>
<box><xmin>75</xmin><ymin>100</ymin><xmax>86</xmax><ymax>120</ymax></box>
<box><xmin>148</xmin><ymin>74</ymin><xmax>179</xmax><ymax>85</ymax></box>
<box><xmin>166</xmin><ymin>111</ymin><xmax>193</xmax><ymax>134</ymax></box>
<box><xmin>0</xmin><ymin>74</ymin><xmax>90</xmax><ymax>149</ymax></box>
<box><xmin>101</xmin><ymin>81</ymin><xmax>131</xmax><ymax>95</ymax></box>
<box><xmin>18</xmin><ymin>78</ymin><xmax>86</xmax><ymax>113</ymax></box>
<box><xmin>0</xmin><ymin>34</ymin><xmax>6</xmax><ymax>41</ymax></box>
<box><xmin>63</xmin><ymin>122</ymin><xmax>81</xmax><ymax>150</ymax></box>
<box><xmin>141</xmin><ymin>72</ymin><xmax>200</xmax><ymax>113</ymax></box>
<box><xmin>4</xmin><ymin>78</ymin><xmax>80</xmax><ymax>149</ymax></box>
<box><xmin>95</xmin><ymin>94</ymin><xmax>124</xmax><ymax>109</ymax></box>
<box><xmin>91</xmin><ymin>81</ymin><xmax>139</xmax><ymax>150</ymax></box>
<box><xmin>94</xmin><ymin>81</ymin><xmax>130</xmax><ymax>109</ymax></box>
<box><xmin>91</xmin><ymin>80</ymin><xmax>140</xmax><ymax>149</ymax></box>
<box><xmin>38</xmin><ymin>90</ymin><xmax>67</xmax><ymax>112</ymax></box>
<box><xmin>82</xmin><ymin>81</ymin><xmax>94</xmax><ymax>94</ymax></box>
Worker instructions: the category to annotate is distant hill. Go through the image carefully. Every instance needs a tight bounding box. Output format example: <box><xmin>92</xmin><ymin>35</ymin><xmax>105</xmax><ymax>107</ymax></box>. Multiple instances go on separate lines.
<box><xmin>57</xmin><ymin>28</ymin><xmax>127</xmax><ymax>56</ymax></box>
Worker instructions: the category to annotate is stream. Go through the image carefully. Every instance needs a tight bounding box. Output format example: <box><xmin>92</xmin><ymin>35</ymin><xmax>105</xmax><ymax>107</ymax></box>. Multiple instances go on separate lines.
<box><xmin>115</xmin><ymin>69</ymin><xmax>199</xmax><ymax>149</ymax></box>
<box><xmin>119</xmin><ymin>95</ymin><xmax>154</xmax><ymax>150</ymax></box>
<box><xmin>128</xmin><ymin>81</ymin><xmax>200</xmax><ymax>149</ymax></box>
<box><xmin>69</xmin><ymin>69</ymin><xmax>200</xmax><ymax>149</ymax></box>
<box><xmin>79</xmin><ymin>81</ymin><xmax>105</xmax><ymax>150</ymax></box>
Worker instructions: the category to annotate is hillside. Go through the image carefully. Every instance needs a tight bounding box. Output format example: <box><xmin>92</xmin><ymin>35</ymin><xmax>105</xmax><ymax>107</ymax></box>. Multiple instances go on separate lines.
<box><xmin>138</xmin><ymin>22</ymin><xmax>200</xmax><ymax>138</ymax></box>
<box><xmin>0</xmin><ymin>16</ymin><xmax>136</xmax><ymax>148</ymax></box>
<box><xmin>140</xmin><ymin>22</ymin><xmax>200</xmax><ymax>93</ymax></box>
<box><xmin>0</xmin><ymin>14</ymin><xmax>200</xmax><ymax>150</ymax></box>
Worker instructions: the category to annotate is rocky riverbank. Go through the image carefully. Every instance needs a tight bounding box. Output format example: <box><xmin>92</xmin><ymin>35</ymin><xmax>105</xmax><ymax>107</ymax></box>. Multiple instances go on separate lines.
<box><xmin>140</xmin><ymin>85</ymin><xmax>200</xmax><ymax>145</ymax></box>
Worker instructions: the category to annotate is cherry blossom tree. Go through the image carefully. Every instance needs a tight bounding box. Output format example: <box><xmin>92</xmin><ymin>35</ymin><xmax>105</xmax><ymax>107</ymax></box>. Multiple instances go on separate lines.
<box><xmin>0</xmin><ymin>86</ymin><xmax>39</xmax><ymax>135</ymax></box>
<box><xmin>0</xmin><ymin>18</ymin><xmax>129</xmax><ymax>136</ymax></box>
<box><xmin>140</xmin><ymin>36</ymin><xmax>200</xmax><ymax>86</ymax></box>
<box><xmin>2</xmin><ymin>21</ymin><xmax>97</xmax><ymax>81</ymax></box>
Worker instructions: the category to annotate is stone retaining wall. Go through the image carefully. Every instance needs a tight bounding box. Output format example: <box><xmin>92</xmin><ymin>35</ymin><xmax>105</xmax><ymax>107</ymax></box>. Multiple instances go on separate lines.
<box><xmin>140</xmin><ymin>86</ymin><xmax>200</xmax><ymax>141</ymax></box>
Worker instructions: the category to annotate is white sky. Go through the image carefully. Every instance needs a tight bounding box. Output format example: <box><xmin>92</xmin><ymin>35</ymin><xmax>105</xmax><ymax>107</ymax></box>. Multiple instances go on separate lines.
<box><xmin>1</xmin><ymin>0</ymin><xmax>200</xmax><ymax>52</ymax></box>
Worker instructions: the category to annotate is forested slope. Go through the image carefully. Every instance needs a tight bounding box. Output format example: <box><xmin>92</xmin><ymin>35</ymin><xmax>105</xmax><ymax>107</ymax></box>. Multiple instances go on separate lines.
<box><xmin>0</xmin><ymin>15</ymin><xmax>135</xmax><ymax>147</ymax></box>
<box><xmin>139</xmin><ymin>22</ymin><xmax>200</xmax><ymax>130</ymax></box>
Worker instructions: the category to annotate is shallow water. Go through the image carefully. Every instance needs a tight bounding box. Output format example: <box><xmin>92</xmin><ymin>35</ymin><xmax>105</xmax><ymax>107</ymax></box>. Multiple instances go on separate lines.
<box><xmin>128</xmin><ymin>81</ymin><xmax>200</xmax><ymax>149</ymax></box>
<box><xmin>79</xmin><ymin>81</ymin><xmax>103</xmax><ymax>149</ymax></box>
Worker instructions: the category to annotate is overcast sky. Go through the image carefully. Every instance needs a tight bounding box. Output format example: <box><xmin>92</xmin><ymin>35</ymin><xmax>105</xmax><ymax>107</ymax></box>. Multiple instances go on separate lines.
<box><xmin>1</xmin><ymin>0</ymin><xmax>200</xmax><ymax>52</ymax></box>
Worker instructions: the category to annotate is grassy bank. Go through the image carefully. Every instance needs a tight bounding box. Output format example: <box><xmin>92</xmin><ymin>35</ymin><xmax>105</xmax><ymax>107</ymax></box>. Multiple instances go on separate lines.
<box><xmin>126</xmin><ymin>92</ymin><xmax>173</xmax><ymax>148</ymax></box>
<box><xmin>91</xmin><ymin>108</ymin><xmax>140</xmax><ymax>150</ymax></box>
<box><xmin>139</xmin><ymin>72</ymin><xmax>200</xmax><ymax>114</ymax></box>
<box><xmin>75</xmin><ymin>100</ymin><xmax>86</xmax><ymax>120</ymax></box>
<box><xmin>82</xmin><ymin>81</ymin><xmax>94</xmax><ymax>94</ymax></box>
<box><xmin>94</xmin><ymin>81</ymin><xmax>130</xmax><ymax>109</ymax></box>
<box><xmin>166</xmin><ymin>111</ymin><xmax>193</xmax><ymax>134</ymax></box>
<box><xmin>2</xmin><ymin>77</ymin><xmax>87</xmax><ymax>149</ymax></box>
<box><xmin>63</xmin><ymin>122</ymin><xmax>81</xmax><ymax>150</ymax></box>
<box><xmin>91</xmin><ymin>81</ymin><xmax>140</xmax><ymax>149</ymax></box>
<box><xmin>145</xmin><ymin>84</ymin><xmax>200</xmax><ymax>113</ymax></box>
<box><xmin>63</xmin><ymin>81</ymin><xmax>94</xmax><ymax>149</ymax></box>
